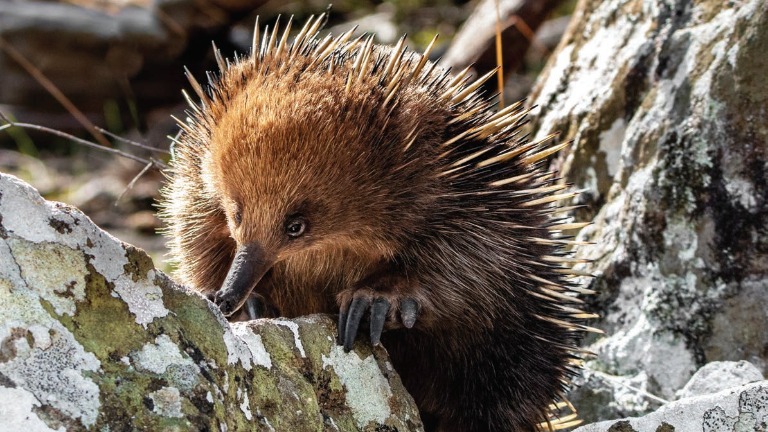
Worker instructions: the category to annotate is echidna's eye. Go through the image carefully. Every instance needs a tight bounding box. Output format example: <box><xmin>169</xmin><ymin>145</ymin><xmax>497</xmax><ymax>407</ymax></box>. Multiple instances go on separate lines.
<box><xmin>233</xmin><ymin>210</ymin><xmax>243</xmax><ymax>226</ymax></box>
<box><xmin>285</xmin><ymin>215</ymin><xmax>308</xmax><ymax>238</ymax></box>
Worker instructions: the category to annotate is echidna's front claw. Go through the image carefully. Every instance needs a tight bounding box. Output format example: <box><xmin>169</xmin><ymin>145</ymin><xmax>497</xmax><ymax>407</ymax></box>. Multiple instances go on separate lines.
<box><xmin>337</xmin><ymin>306</ymin><xmax>347</xmax><ymax>344</ymax></box>
<box><xmin>243</xmin><ymin>293</ymin><xmax>278</xmax><ymax>320</ymax></box>
<box><xmin>399</xmin><ymin>298</ymin><xmax>419</xmax><ymax>328</ymax></box>
<box><xmin>369</xmin><ymin>297</ymin><xmax>390</xmax><ymax>345</ymax></box>
<box><xmin>337</xmin><ymin>286</ymin><xmax>421</xmax><ymax>351</ymax></box>
<box><xmin>343</xmin><ymin>297</ymin><xmax>372</xmax><ymax>351</ymax></box>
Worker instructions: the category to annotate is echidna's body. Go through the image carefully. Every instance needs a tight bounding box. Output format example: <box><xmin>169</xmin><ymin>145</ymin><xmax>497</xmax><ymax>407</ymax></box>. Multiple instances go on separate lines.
<box><xmin>160</xmin><ymin>15</ymin><xmax>594</xmax><ymax>432</ymax></box>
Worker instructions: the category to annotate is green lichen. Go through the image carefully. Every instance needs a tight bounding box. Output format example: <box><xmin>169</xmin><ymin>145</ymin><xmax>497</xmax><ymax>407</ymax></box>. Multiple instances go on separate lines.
<box><xmin>297</xmin><ymin>318</ymin><xmax>351</xmax><ymax>415</ymax></box>
<box><xmin>9</xmin><ymin>239</ymin><xmax>88</xmax><ymax>316</ymax></box>
<box><xmin>123</xmin><ymin>245</ymin><xmax>156</xmax><ymax>283</ymax></box>
<box><xmin>56</xmin><ymin>263</ymin><xmax>148</xmax><ymax>361</ymax></box>
<box><xmin>153</xmin><ymin>284</ymin><xmax>229</xmax><ymax>368</ymax></box>
<box><xmin>254</xmin><ymin>322</ymin><xmax>324</xmax><ymax>431</ymax></box>
<box><xmin>1</xmin><ymin>173</ymin><xmax>422</xmax><ymax>431</ymax></box>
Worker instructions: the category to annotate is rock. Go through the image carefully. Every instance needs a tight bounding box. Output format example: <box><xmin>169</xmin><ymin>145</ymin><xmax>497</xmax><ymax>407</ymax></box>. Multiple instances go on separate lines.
<box><xmin>0</xmin><ymin>1</ymin><xmax>182</xmax><ymax>116</ymax></box>
<box><xmin>677</xmin><ymin>361</ymin><xmax>764</xmax><ymax>399</ymax></box>
<box><xmin>528</xmin><ymin>0</ymin><xmax>768</xmax><ymax>423</ymax></box>
<box><xmin>0</xmin><ymin>0</ymin><xmax>268</xmax><ymax>129</ymax></box>
<box><xmin>573</xmin><ymin>381</ymin><xmax>768</xmax><ymax>432</ymax></box>
<box><xmin>441</xmin><ymin>0</ymin><xmax>561</xmax><ymax>93</ymax></box>
<box><xmin>0</xmin><ymin>172</ymin><xmax>423</xmax><ymax>431</ymax></box>
<box><xmin>329</xmin><ymin>10</ymin><xmax>398</xmax><ymax>45</ymax></box>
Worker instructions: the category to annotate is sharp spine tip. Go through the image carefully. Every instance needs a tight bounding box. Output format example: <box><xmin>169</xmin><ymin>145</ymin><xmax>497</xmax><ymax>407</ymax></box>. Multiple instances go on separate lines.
<box><xmin>212</xmin><ymin>41</ymin><xmax>226</xmax><ymax>72</ymax></box>
<box><xmin>251</xmin><ymin>16</ymin><xmax>260</xmax><ymax>59</ymax></box>
<box><xmin>184</xmin><ymin>66</ymin><xmax>208</xmax><ymax>103</ymax></box>
<box><xmin>275</xmin><ymin>15</ymin><xmax>293</xmax><ymax>57</ymax></box>
<box><xmin>410</xmin><ymin>34</ymin><xmax>438</xmax><ymax>80</ymax></box>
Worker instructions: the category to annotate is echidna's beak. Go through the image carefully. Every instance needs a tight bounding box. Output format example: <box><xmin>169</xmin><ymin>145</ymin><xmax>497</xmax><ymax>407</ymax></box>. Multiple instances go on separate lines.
<box><xmin>214</xmin><ymin>242</ymin><xmax>274</xmax><ymax>317</ymax></box>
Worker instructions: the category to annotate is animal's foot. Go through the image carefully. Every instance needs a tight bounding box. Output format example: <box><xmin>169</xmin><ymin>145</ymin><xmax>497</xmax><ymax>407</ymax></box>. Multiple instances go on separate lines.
<box><xmin>336</xmin><ymin>275</ymin><xmax>421</xmax><ymax>351</ymax></box>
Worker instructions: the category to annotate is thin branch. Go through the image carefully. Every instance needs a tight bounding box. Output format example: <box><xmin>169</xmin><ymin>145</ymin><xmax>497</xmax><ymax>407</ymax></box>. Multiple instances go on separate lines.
<box><xmin>116</xmin><ymin>161</ymin><xmax>155</xmax><ymax>204</ymax></box>
<box><xmin>442</xmin><ymin>0</ymin><xmax>566</xmax><ymax>92</ymax></box>
<box><xmin>0</xmin><ymin>36</ymin><xmax>112</xmax><ymax>148</ymax></box>
<box><xmin>588</xmin><ymin>369</ymin><xmax>670</xmax><ymax>404</ymax></box>
<box><xmin>95</xmin><ymin>126</ymin><xmax>171</xmax><ymax>154</ymax></box>
<box><xmin>0</xmin><ymin>112</ymin><xmax>166</xmax><ymax>169</ymax></box>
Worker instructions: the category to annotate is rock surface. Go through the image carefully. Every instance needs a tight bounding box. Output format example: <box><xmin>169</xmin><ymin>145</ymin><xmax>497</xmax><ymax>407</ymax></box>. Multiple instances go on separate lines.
<box><xmin>0</xmin><ymin>0</ymin><xmax>267</xmax><ymax>125</ymax></box>
<box><xmin>0</xmin><ymin>172</ymin><xmax>423</xmax><ymax>431</ymax></box>
<box><xmin>677</xmin><ymin>361</ymin><xmax>764</xmax><ymax>400</ymax></box>
<box><xmin>529</xmin><ymin>0</ymin><xmax>768</xmax><ymax>423</ymax></box>
<box><xmin>574</xmin><ymin>381</ymin><xmax>768</xmax><ymax>432</ymax></box>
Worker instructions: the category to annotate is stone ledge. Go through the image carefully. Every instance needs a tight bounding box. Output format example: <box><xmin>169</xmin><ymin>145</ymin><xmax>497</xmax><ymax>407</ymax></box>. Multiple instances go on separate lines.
<box><xmin>0</xmin><ymin>172</ymin><xmax>423</xmax><ymax>432</ymax></box>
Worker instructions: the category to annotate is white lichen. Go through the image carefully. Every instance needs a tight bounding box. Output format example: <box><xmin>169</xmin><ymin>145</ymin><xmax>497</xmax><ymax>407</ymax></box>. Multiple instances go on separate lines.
<box><xmin>222</xmin><ymin>328</ymin><xmax>254</xmax><ymax>370</ymax></box>
<box><xmin>322</xmin><ymin>345</ymin><xmax>392</xmax><ymax>428</ymax></box>
<box><xmin>595</xmin><ymin>313</ymin><xmax>696</xmax><ymax>399</ymax></box>
<box><xmin>8</xmin><ymin>239</ymin><xmax>87</xmax><ymax>317</ymax></box>
<box><xmin>0</xmin><ymin>387</ymin><xmax>65</xmax><ymax>432</ymax></box>
<box><xmin>111</xmin><ymin>269</ymin><xmax>168</xmax><ymax>328</ymax></box>
<box><xmin>0</xmin><ymin>173</ymin><xmax>169</xmax><ymax>330</ymax></box>
<box><xmin>239</xmin><ymin>388</ymin><xmax>253</xmax><ymax>421</ymax></box>
<box><xmin>271</xmin><ymin>319</ymin><xmax>306</xmax><ymax>357</ymax></box>
<box><xmin>231</xmin><ymin>322</ymin><xmax>272</xmax><ymax>369</ymax></box>
<box><xmin>134</xmin><ymin>334</ymin><xmax>196</xmax><ymax>375</ymax></box>
<box><xmin>326</xmin><ymin>416</ymin><xmax>340</xmax><ymax>431</ymax></box>
<box><xmin>599</xmin><ymin>118</ymin><xmax>626</xmax><ymax>178</ymax></box>
<box><xmin>0</xmin><ymin>175</ymin><xmax>65</xmax><ymax>244</ymax></box>
<box><xmin>533</xmin><ymin>2</ymin><xmax>652</xmax><ymax>140</ymax></box>
<box><xmin>261</xmin><ymin>415</ymin><xmax>276</xmax><ymax>432</ymax></box>
<box><xmin>0</xmin><ymin>318</ymin><xmax>102</xmax><ymax>427</ymax></box>
<box><xmin>203</xmin><ymin>301</ymin><xmax>255</xmax><ymax>370</ymax></box>
<box><xmin>0</xmin><ymin>228</ymin><xmax>102</xmax><ymax>429</ymax></box>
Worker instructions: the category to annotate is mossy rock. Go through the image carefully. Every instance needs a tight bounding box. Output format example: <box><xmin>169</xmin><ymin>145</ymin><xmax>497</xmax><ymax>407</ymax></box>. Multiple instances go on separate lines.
<box><xmin>0</xmin><ymin>172</ymin><xmax>423</xmax><ymax>431</ymax></box>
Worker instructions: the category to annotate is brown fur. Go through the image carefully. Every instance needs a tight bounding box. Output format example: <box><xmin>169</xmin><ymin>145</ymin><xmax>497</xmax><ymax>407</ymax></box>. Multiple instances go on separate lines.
<box><xmin>160</xmin><ymin>17</ymin><xmax>591</xmax><ymax>431</ymax></box>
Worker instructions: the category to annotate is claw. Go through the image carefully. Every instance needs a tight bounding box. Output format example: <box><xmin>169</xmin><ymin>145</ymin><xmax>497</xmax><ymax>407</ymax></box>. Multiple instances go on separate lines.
<box><xmin>344</xmin><ymin>297</ymin><xmax>371</xmax><ymax>351</ymax></box>
<box><xmin>244</xmin><ymin>294</ymin><xmax>266</xmax><ymax>320</ymax></box>
<box><xmin>337</xmin><ymin>304</ymin><xmax>348</xmax><ymax>344</ymax></box>
<box><xmin>400</xmin><ymin>298</ymin><xmax>420</xmax><ymax>328</ymax></box>
<box><xmin>369</xmin><ymin>297</ymin><xmax>390</xmax><ymax>345</ymax></box>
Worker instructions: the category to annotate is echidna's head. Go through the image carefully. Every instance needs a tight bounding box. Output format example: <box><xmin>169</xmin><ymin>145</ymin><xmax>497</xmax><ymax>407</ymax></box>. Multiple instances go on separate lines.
<box><xmin>199</xmin><ymin>47</ymin><xmax>444</xmax><ymax>314</ymax></box>
<box><xmin>207</xmin><ymin>87</ymin><xmax>386</xmax><ymax>259</ymax></box>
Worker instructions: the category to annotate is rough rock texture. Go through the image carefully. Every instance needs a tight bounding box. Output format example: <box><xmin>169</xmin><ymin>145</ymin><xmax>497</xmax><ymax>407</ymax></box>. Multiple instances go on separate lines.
<box><xmin>574</xmin><ymin>381</ymin><xmax>768</xmax><ymax>432</ymax></box>
<box><xmin>528</xmin><ymin>0</ymin><xmax>768</xmax><ymax>423</ymax></box>
<box><xmin>0</xmin><ymin>172</ymin><xmax>423</xmax><ymax>431</ymax></box>
<box><xmin>677</xmin><ymin>361</ymin><xmax>764</xmax><ymax>399</ymax></box>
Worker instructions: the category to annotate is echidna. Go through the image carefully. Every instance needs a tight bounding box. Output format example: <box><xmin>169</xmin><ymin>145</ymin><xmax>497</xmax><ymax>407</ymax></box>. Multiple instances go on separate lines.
<box><xmin>159</xmin><ymin>14</ymin><xmax>597</xmax><ymax>432</ymax></box>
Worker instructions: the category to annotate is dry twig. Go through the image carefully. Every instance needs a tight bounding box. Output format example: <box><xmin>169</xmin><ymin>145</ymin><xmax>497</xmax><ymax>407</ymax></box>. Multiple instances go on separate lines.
<box><xmin>0</xmin><ymin>112</ymin><xmax>167</xmax><ymax>170</ymax></box>
<box><xmin>0</xmin><ymin>36</ymin><xmax>112</xmax><ymax>148</ymax></box>
<box><xmin>442</xmin><ymin>0</ymin><xmax>566</xmax><ymax>92</ymax></box>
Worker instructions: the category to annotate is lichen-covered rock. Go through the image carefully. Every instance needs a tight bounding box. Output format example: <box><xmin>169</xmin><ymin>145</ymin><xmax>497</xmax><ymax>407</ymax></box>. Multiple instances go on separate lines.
<box><xmin>528</xmin><ymin>0</ymin><xmax>768</xmax><ymax>423</ymax></box>
<box><xmin>574</xmin><ymin>381</ymin><xmax>768</xmax><ymax>432</ymax></box>
<box><xmin>0</xmin><ymin>173</ymin><xmax>423</xmax><ymax>431</ymax></box>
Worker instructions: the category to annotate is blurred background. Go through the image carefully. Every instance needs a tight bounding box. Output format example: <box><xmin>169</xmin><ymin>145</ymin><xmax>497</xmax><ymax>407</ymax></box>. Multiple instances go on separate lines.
<box><xmin>0</xmin><ymin>0</ymin><xmax>577</xmax><ymax>268</ymax></box>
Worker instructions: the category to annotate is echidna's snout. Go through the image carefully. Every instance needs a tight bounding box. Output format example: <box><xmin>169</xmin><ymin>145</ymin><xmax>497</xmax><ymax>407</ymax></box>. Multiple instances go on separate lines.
<box><xmin>214</xmin><ymin>242</ymin><xmax>274</xmax><ymax>316</ymax></box>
